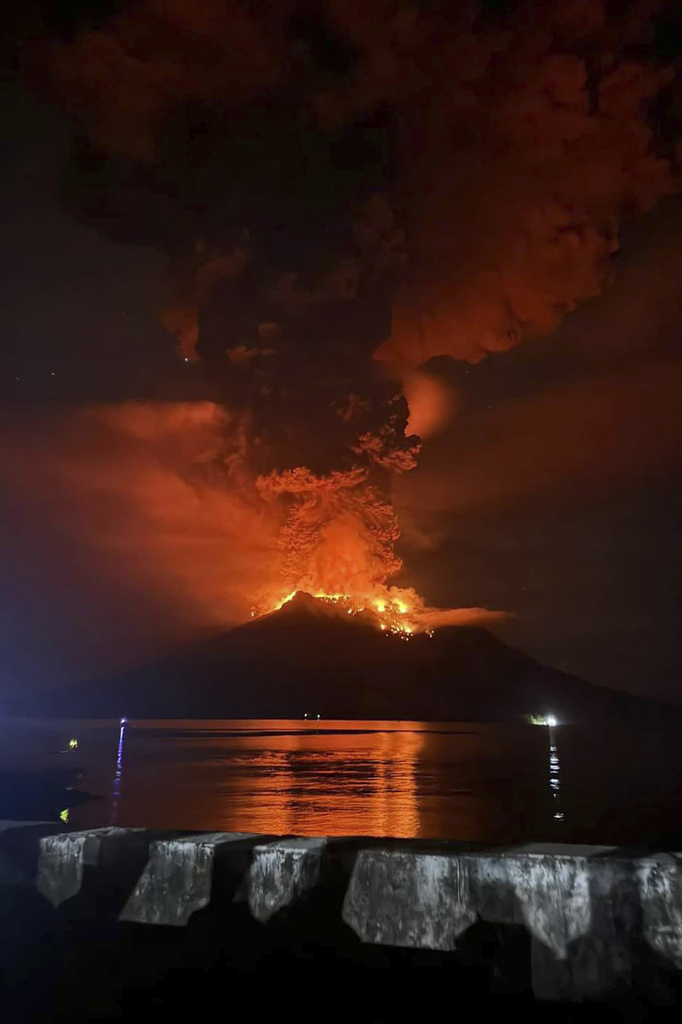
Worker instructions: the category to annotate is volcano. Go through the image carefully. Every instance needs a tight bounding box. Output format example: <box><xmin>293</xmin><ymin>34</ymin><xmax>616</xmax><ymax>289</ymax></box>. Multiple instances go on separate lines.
<box><xmin>30</xmin><ymin>593</ymin><xmax>678</xmax><ymax>723</ymax></box>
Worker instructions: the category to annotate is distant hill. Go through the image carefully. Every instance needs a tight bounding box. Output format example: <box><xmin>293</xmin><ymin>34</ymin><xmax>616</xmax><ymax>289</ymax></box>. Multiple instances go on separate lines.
<box><xmin>23</xmin><ymin>592</ymin><xmax>679</xmax><ymax>723</ymax></box>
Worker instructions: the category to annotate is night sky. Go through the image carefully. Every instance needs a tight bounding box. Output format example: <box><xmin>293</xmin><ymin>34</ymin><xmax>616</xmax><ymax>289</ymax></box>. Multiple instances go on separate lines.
<box><xmin>1</xmin><ymin>1</ymin><xmax>682</xmax><ymax>701</ymax></box>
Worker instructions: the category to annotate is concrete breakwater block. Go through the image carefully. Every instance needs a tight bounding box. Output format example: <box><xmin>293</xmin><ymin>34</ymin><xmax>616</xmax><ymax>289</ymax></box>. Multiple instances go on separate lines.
<box><xmin>121</xmin><ymin>833</ymin><xmax>260</xmax><ymax>926</ymax></box>
<box><xmin>243</xmin><ymin>838</ymin><xmax>328</xmax><ymax>923</ymax></box>
<box><xmin>34</xmin><ymin>827</ymin><xmax>330</xmax><ymax>927</ymax></box>
<box><xmin>36</xmin><ymin>827</ymin><xmax>157</xmax><ymax>907</ymax></box>
<box><xmin>638</xmin><ymin>853</ymin><xmax>682</xmax><ymax>968</ymax></box>
<box><xmin>343</xmin><ymin>844</ymin><xmax>619</xmax><ymax>957</ymax></box>
<box><xmin>0</xmin><ymin>821</ymin><xmax>679</xmax><ymax>1004</ymax></box>
<box><xmin>473</xmin><ymin>845</ymin><xmax>639</xmax><ymax>1002</ymax></box>
<box><xmin>342</xmin><ymin>849</ymin><xmax>476</xmax><ymax>950</ymax></box>
<box><xmin>471</xmin><ymin>844</ymin><xmax>619</xmax><ymax>958</ymax></box>
<box><xmin>342</xmin><ymin>843</ymin><xmax>644</xmax><ymax>1001</ymax></box>
<box><xmin>120</xmin><ymin>834</ymin><xmax>329</xmax><ymax>926</ymax></box>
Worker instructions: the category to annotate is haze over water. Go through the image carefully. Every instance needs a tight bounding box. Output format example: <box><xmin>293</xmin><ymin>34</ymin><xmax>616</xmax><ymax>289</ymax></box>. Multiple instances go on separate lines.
<box><xmin>5</xmin><ymin>718</ymin><xmax>682</xmax><ymax>846</ymax></box>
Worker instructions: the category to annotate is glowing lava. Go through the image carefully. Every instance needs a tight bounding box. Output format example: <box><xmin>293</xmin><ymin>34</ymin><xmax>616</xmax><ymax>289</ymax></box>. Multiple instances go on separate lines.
<box><xmin>254</xmin><ymin>588</ymin><xmax>420</xmax><ymax>638</ymax></box>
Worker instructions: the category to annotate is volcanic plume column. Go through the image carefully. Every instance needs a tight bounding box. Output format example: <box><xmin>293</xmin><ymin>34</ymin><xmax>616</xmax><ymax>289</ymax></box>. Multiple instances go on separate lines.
<box><xmin>186</xmin><ymin>236</ymin><xmax>422</xmax><ymax>618</ymax></box>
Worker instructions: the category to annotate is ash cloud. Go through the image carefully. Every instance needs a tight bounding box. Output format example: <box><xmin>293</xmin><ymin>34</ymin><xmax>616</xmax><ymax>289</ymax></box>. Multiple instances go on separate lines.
<box><xmin>42</xmin><ymin>0</ymin><xmax>679</xmax><ymax>372</ymax></box>
<box><xmin>0</xmin><ymin>402</ymin><xmax>281</xmax><ymax>680</ymax></box>
<box><xmin>394</xmin><ymin>196</ymin><xmax>682</xmax><ymax>522</ymax></box>
<box><xmin>43</xmin><ymin>0</ymin><xmax>682</xmax><ymax>397</ymax></box>
<box><xmin>19</xmin><ymin>0</ymin><xmax>682</xmax><ymax>634</ymax></box>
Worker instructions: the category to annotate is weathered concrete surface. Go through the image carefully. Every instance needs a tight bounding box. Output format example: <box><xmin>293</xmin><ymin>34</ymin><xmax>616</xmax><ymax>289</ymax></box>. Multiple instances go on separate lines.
<box><xmin>343</xmin><ymin>850</ymin><xmax>476</xmax><ymax>950</ymax></box>
<box><xmin>343</xmin><ymin>842</ymin><xmax>642</xmax><ymax>1002</ymax></box>
<box><xmin>472</xmin><ymin>844</ymin><xmax>617</xmax><ymax>958</ymax></box>
<box><xmin>244</xmin><ymin>838</ymin><xmax>327</xmax><ymax>922</ymax></box>
<box><xmin>343</xmin><ymin>844</ymin><xmax>618</xmax><ymax>959</ymax></box>
<box><xmin>36</xmin><ymin>827</ymin><xmax>151</xmax><ymax>907</ymax></box>
<box><xmin>121</xmin><ymin>832</ymin><xmax>259</xmax><ymax>926</ymax></box>
<box><xmin>638</xmin><ymin>853</ymin><xmax>682</xmax><ymax>968</ymax></box>
<box><xmin>475</xmin><ymin>845</ymin><xmax>638</xmax><ymax>1002</ymax></box>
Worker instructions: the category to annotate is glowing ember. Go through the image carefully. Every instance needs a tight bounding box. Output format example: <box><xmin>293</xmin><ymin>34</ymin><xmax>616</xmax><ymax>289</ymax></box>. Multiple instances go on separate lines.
<box><xmin>254</xmin><ymin>587</ymin><xmax>423</xmax><ymax>639</ymax></box>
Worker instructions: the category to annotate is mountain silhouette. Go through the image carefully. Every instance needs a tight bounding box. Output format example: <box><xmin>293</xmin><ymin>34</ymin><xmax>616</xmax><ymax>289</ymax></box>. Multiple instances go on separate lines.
<box><xmin>26</xmin><ymin>593</ymin><xmax>678</xmax><ymax>723</ymax></box>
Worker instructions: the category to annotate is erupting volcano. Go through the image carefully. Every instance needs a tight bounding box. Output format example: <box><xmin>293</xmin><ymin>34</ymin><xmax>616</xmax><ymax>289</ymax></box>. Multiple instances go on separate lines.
<box><xmin>4</xmin><ymin>0</ymin><xmax>681</xmax><ymax>699</ymax></box>
<box><xmin>175</xmin><ymin>199</ymin><xmax>445</xmax><ymax>634</ymax></box>
<box><xmin>261</xmin><ymin>591</ymin><xmax>420</xmax><ymax>638</ymax></box>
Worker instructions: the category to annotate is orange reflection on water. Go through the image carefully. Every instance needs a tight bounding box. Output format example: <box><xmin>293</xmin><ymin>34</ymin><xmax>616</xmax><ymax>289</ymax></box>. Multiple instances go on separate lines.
<box><xmin>196</xmin><ymin>721</ymin><xmax>425</xmax><ymax>837</ymax></box>
<box><xmin>69</xmin><ymin>719</ymin><xmax>547</xmax><ymax>840</ymax></box>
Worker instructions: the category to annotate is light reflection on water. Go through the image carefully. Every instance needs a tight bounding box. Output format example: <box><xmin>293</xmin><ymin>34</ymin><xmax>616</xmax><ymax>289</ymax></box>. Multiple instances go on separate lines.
<box><xmin>5</xmin><ymin>717</ymin><xmax>682</xmax><ymax>843</ymax></box>
<box><xmin>108</xmin><ymin>718</ymin><xmax>127</xmax><ymax>826</ymax></box>
<box><xmin>547</xmin><ymin>723</ymin><xmax>564</xmax><ymax>823</ymax></box>
<box><xmin>63</xmin><ymin>719</ymin><xmax>550</xmax><ymax>841</ymax></box>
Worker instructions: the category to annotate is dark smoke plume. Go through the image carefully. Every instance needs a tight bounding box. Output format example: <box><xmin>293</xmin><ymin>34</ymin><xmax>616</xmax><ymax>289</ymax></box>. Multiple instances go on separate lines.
<box><xmin>24</xmin><ymin>0</ymin><xmax>682</xmax><ymax>614</ymax></box>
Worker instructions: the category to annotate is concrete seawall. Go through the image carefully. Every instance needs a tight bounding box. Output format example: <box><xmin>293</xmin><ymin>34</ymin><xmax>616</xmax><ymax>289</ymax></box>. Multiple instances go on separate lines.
<box><xmin>2</xmin><ymin>821</ymin><xmax>682</xmax><ymax>1008</ymax></box>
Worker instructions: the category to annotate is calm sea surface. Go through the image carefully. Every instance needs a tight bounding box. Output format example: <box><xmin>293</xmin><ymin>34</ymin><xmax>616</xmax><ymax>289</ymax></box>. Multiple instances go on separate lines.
<box><xmin>3</xmin><ymin>718</ymin><xmax>682</xmax><ymax>845</ymax></box>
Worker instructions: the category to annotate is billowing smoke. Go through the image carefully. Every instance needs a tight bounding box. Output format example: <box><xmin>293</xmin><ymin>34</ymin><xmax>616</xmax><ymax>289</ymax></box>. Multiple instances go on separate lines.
<box><xmin>0</xmin><ymin>402</ymin><xmax>280</xmax><ymax>632</ymax></box>
<box><xmin>22</xmin><ymin>0</ymin><xmax>682</xmax><ymax>629</ymax></box>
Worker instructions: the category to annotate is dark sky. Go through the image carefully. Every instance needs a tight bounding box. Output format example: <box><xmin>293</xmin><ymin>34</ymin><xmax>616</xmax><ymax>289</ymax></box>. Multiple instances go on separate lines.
<box><xmin>0</xmin><ymin>85</ymin><xmax>186</xmax><ymax>404</ymax></box>
<box><xmin>1</xmin><ymin>1</ymin><xmax>681</xmax><ymax>702</ymax></box>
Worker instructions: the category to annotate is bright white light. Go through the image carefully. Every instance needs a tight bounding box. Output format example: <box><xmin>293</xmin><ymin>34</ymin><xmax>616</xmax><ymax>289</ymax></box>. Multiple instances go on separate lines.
<box><xmin>526</xmin><ymin>713</ymin><xmax>561</xmax><ymax>727</ymax></box>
